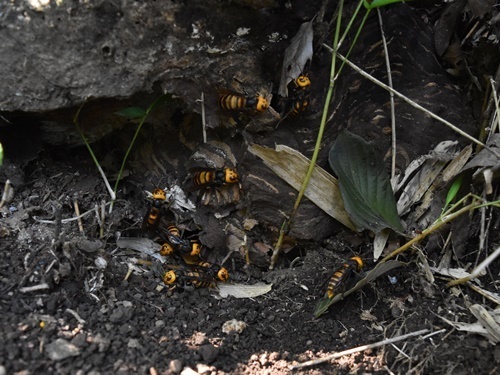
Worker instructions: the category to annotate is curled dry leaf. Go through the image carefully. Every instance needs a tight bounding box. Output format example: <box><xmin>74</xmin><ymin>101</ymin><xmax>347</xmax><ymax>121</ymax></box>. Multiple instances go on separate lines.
<box><xmin>248</xmin><ymin>143</ymin><xmax>356</xmax><ymax>231</ymax></box>
<box><xmin>396</xmin><ymin>140</ymin><xmax>459</xmax><ymax>216</ymax></box>
<box><xmin>278</xmin><ymin>19</ymin><xmax>314</xmax><ymax>97</ymax></box>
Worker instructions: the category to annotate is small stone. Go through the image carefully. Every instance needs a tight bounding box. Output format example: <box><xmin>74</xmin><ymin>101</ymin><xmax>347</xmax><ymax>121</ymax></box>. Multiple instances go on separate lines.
<box><xmin>0</xmin><ymin>365</ymin><xmax>6</xmax><ymax>375</ymax></box>
<box><xmin>196</xmin><ymin>363</ymin><xmax>212</xmax><ymax>374</ymax></box>
<box><xmin>155</xmin><ymin>320</ymin><xmax>165</xmax><ymax>328</ymax></box>
<box><xmin>169</xmin><ymin>359</ymin><xmax>183</xmax><ymax>374</ymax></box>
<box><xmin>180</xmin><ymin>367</ymin><xmax>198</xmax><ymax>375</ymax></box>
<box><xmin>222</xmin><ymin>319</ymin><xmax>247</xmax><ymax>334</ymax></box>
<box><xmin>198</xmin><ymin>344</ymin><xmax>219</xmax><ymax>363</ymax></box>
<box><xmin>46</xmin><ymin>338</ymin><xmax>81</xmax><ymax>361</ymax></box>
<box><xmin>259</xmin><ymin>353</ymin><xmax>268</xmax><ymax>366</ymax></box>
<box><xmin>71</xmin><ymin>332</ymin><xmax>87</xmax><ymax>348</ymax></box>
<box><xmin>268</xmin><ymin>351</ymin><xmax>280</xmax><ymax>362</ymax></box>
<box><xmin>127</xmin><ymin>339</ymin><xmax>141</xmax><ymax>348</ymax></box>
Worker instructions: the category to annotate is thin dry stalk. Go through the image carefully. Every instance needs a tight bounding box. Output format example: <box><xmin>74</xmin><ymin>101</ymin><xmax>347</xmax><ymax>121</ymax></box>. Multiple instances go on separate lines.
<box><xmin>74</xmin><ymin>200</ymin><xmax>84</xmax><ymax>234</ymax></box>
<box><xmin>19</xmin><ymin>283</ymin><xmax>50</xmax><ymax>293</ymax></box>
<box><xmin>198</xmin><ymin>92</ymin><xmax>207</xmax><ymax>144</ymax></box>
<box><xmin>290</xmin><ymin>328</ymin><xmax>430</xmax><ymax>370</ymax></box>
<box><xmin>489</xmin><ymin>77</ymin><xmax>500</xmax><ymax>136</ymax></box>
<box><xmin>446</xmin><ymin>246</ymin><xmax>500</xmax><ymax>287</ymax></box>
<box><xmin>65</xmin><ymin>308</ymin><xmax>86</xmax><ymax>324</ymax></box>
<box><xmin>0</xmin><ymin>179</ymin><xmax>12</xmax><ymax>209</ymax></box>
<box><xmin>377</xmin><ymin>8</ymin><xmax>397</xmax><ymax>179</ymax></box>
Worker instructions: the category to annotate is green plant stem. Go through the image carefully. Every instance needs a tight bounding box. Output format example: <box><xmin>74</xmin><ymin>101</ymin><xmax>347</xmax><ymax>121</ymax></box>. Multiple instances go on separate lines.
<box><xmin>73</xmin><ymin>103</ymin><xmax>116</xmax><ymax>201</ymax></box>
<box><xmin>380</xmin><ymin>197</ymin><xmax>485</xmax><ymax>264</ymax></box>
<box><xmin>110</xmin><ymin>95</ymin><xmax>167</xmax><ymax>213</ymax></box>
<box><xmin>335</xmin><ymin>7</ymin><xmax>371</xmax><ymax>81</ymax></box>
<box><xmin>270</xmin><ymin>0</ymin><xmax>346</xmax><ymax>269</ymax></box>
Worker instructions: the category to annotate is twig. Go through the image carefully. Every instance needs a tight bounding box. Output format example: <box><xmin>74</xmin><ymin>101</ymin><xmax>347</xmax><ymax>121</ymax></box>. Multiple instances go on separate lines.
<box><xmin>390</xmin><ymin>343</ymin><xmax>411</xmax><ymax>360</ymax></box>
<box><xmin>74</xmin><ymin>200</ymin><xmax>84</xmax><ymax>234</ymax></box>
<box><xmin>377</xmin><ymin>8</ymin><xmax>397</xmax><ymax>179</ymax></box>
<box><xmin>198</xmin><ymin>92</ymin><xmax>207</xmax><ymax>144</ymax></box>
<box><xmin>325</xmin><ymin>48</ymin><xmax>500</xmax><ymax>159</ymax></box>
<box><xmin>489</xmin><ymin>77</ymin><xmax>500</xmax><ymax>137</ymax></box>
<box><xmin>446</xmin><ymin>246</ymin><xmax>500</xmax><ymax>287</ymax></box>
<box><xmin>100</xmin><ymin>200</ymin><xmax>106</xmax><ymax>238</ymax></box>
<box><xmin>290</xmin><ymin>328</ymin><xmax>430</xmax><ymax>370</ymax></box>
<box><xmin>19</xmin><ymin>283</ymin><xmax>50</xmax><ymax>293</ymax></box>
<box><xmin>0</xmin><ymin>179</ymin><xmax>12</xmax><ymax>209</ymax></box>
<box><xmin>421</xmin><ymin>328</ymin><xmax>446</xmax><ymax>340</ymax></box>
<box><xmin>65</xmin><ymin>308</ymin><xmax>86</xmax><ymax>324</ymax></box>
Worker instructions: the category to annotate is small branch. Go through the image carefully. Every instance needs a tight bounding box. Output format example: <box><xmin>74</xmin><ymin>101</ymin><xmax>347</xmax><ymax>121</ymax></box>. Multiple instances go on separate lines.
<box><xmin>290</xmin><ymin>328</ymin><xmax>431</xmax><ymax>370</ymax></box>
<box><xmin>65</xmin><ymin>308</ymin><xmax>86</xmax><ymax>324</ymax></box>
<box><xmin>74</xmin><ymin>200</ymin><xmax>84</xmax><ymax>234</ymax></box>
<box><xmin>199</xmin><ymin>92</ymin><xmax>207</xmax><ymax>144</ymax></box>
<box><xmin>0</xmin><ymin>179</ymin><xmax>13</xmax><ymax>209</ymax></box>
<box><xmin>19</xmin><ymin>283</ymin><xmax>50</xmax><ymax>293</ymax></box>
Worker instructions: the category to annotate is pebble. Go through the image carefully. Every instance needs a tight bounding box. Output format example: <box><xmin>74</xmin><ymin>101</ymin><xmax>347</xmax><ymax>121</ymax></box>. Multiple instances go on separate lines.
<box><xmin>0</xmin><ymin>365</ymin><xmax>5</xmax><ymax>375</ymax></box>
<box><xmin>180</xmin><ymin>367</ymin><xmax>198</xmax><ymax>375</ymax></box>
<box><xmin>196</xmin><ymin>363</ymin><xmax>212</xmax><ymax>374</ymax></box>
<box><xmin>155</xmin><ymin>320</ymin><xmax>165</xmax><ymax>329</ymax></box>
<box><xmin>169</xmin><ymin>359</ymin><xmax>183</xmax><ymax>374</ymax></box>
<box><xmin>71</xmin><ymin>332</ymin><xmax>88</xmax><ymax>348</ymax></box>
<box><xmin>109</xmin><ymin>306</ymin><xmax>132</xmax><ymax>323</ymax></box>
<box><xmin>127</xmin><ymin>339</ymin><xmax>141</xmax><ymax>348</ymax></box>
<box><xmin>46</xmin><ymin>338</ymin><xmax>81</xmax><ymax>361</ymax></box>
<box><xmin>198</xmin><ymin>344</ymin><xmax>219</xmax><ymax>363</ymax></box>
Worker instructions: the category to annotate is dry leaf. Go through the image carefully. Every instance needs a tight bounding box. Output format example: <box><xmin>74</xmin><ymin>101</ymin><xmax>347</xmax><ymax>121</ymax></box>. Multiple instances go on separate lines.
<box><xmin>278</xmin><ymin>19</ymin><xmax>314</xmax><ymax>97</ymax></box>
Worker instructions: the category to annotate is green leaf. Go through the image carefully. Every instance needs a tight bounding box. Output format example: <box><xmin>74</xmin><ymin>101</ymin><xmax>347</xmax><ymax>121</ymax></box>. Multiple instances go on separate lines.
<box><xmin>363</xmin><ymin>0</ymin><xmax>407</xmax><ymax>9</ymax></box>
<box><xmin>114</xmin><ymin>107</ymin><xmax>147</xmax><ymax>119</ymax></box>
<box><xmin>314</xmin><ymin>260</ymin><xmax>405</xmax><ymax>317</ymax></box>
<box><xmin>329</xmin><ymin>130</ymin><xmax>403</xmax><ymax>232</ymax></box>
<box><xmin>443</xmin><ymin>175</ymin><xmax>463</xmax><ymax>213</ymax></box>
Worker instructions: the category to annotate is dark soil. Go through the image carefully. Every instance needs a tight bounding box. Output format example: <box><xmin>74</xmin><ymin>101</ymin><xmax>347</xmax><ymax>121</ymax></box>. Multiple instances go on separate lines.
<box><xmin>0</xmin><ymin>145</ymin><xmax>498</xmax><ymax>375</ymax></box>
